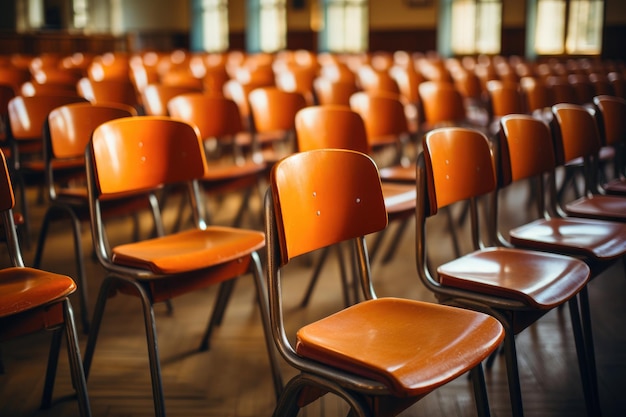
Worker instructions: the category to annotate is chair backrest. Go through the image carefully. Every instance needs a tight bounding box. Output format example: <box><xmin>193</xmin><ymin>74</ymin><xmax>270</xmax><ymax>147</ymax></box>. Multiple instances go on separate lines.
<box><xmin>356</xmin><ymin>65</ymin><xmax>400</xmax><ymax>95</ymax></box>
<box><xmin>47</xmin><ymin>102</ymin><xmax>136</xmax><ymax>160</ymax></box>
<box><xmin>0</xmin><ymin>149</ymin><xmax>23</xmax><ymax>267</ymax></box>
<box><xmin>349</xmin><ymin>91</ymin><xmax>410</xmax><ymax>142</ymax></box>
<box><xmin>593</xmin><ymin>95</ymin><xmax>626</xmax><ymax>148</ymax></box>
<box><xmin>7</xmin><ymin>95</ymin><xmax>88</xmax><ymax>140</ymax></box>
<box><xmin>568</xmin><ymin>74</ymin><xmax>595</xmax><ymax>105</ymax></box>
<box><xmin>268</xmin><ymin>148</ymin><xmax>387</xmax><ymax>265</ymax></box>
<box><xmin>140</xmin><ymin>83</ymin><xmax>202</xmax><ymax>116</ymax></box>
<box><xmin>0</xmin><ymin>149</ymin><xmax>15</xmax><ymax>213</ymax></box>
<box><xmin>551</xmin><ymin>103</ymin><xmax>602</xmax><ymax>166</ymax></box>
<box><xmin>486</xmin><ymin>80</ymin><xmax>525</xmax><ymax>118</ymax></box>
<box><xmin>167</xmin><ymin>93</ymin><xmax>244</xmax><ymax>139</ymax></box>
<box><xmin>88</xmin><ymin>116</ymin><xmax>207</xmax><ymax>197</ymax></box>
<box><xmin>274</xmin><ymin>66</ymin><xmax>318</xmax><ymax>105</ymax></box>
<box><xmin>520</xmin><ymin>76</ymin><xmax>554</xmax><ymax>113</ymax></box>
<box><xmin>312</xmin><ymin>77</ymin><xmax>359</xmax><ymax>106</ymax></box>
<box><xmin>247</xmin><ymin>87</ymin><xmax>307</xmax><ymax>133</ymax></box>
<box><xmin>0</xmin><ymin>84</ymin><xmax>15</xmax><ymax>120</ymax></box>
<box><xmin>222</xmin><ymin>79</ymin><xmax>265</xmax><ymax>129</ymax></box>
<box><xmin>421</xmin><ymin>128</ymin><xmax>496</xmax><ymax>215</ymax></box>
<box><xmin>390</xmin><ymin>64</ymin><xmax>424</xmax><ymax>104</ymax></box>
<box><xmin>0</xmin><ymin>66</ymin><xmax>31</xmax><ymax>94</ymax></box>
<box><xmin>76</xmin><ymin>77</ymin><xmax>140</xmax><ymax>108</ymax></box>
<box><xmin>295</xmin><ymin>105</ymin><xmax>370</xmax><ymax>155</ymax></box>
<box><xmin>498</xmin><ymin>114</ymin><xmax>557</xmax><ymax>187</ymax></box>
<box><xmin>546</xmin><ymin>76</ymin><xmax>577</xmax><ymax>105</ymax></box>
<box><xmin>20</xmin><ymin>80</ymin><xmax>80</xmax><ymax>97</ymax></box>
<box><xmin>418</xmin><ymin>81</ymin><xmax>467</xmax><ymax>126</ymax></box>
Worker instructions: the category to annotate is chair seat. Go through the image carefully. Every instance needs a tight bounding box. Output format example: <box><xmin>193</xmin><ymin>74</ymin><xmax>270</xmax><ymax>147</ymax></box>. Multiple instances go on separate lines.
<box><xmin>602</xmin><ymin>177</ymin><xmax>626</xmax><ymax>194</ymax></box>
<box><xmin>0</xmin><ymin>267</ymin><xmax>76</xmax><ymax>318</ymax></box>
<box><xmin>437</xmin><ymin>247</ymin><xmax>589</xmax><ymax>309</ymax></box>
<box><xmin>112</xmin><ymin>227</ymin><xmax>265</xmax><ymax>274</ymax></box>
<box><xmin>296</xmin><ymin>297</ymin><xmax>504</xmax><ymax>398</ymax></box>
<box><xmin>204</xmin><ymin>160</ymin><xmax>267</xmax><ymax>181</ymax></box>
<box><xmin>565</xmin><ymin>194</ymin><xmax>626</xmax><ymax>221</ymax></box>
<box><xmin>565</xmin><ymin>145</ymin><xmax>615</xmax><ymax>168</ymax></box>
<box><xmin>509</xmin><ymin>217</ymin><xmax>626</xmax><ymax>261</ymax></box>
<box><xmin>379</xmin><ymin>164</ymin><xmax>416</xmax><ymax>182</ymax></box>
<box><xmin>381</xmin><ymin>182</ymin><xmax>416</xmax><ymax>215</ymax></box>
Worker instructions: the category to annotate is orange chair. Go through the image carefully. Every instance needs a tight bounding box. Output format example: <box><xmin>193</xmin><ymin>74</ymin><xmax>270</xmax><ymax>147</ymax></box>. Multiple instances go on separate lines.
<box><xmin>485</xmin><ymin>79</ymin><xmax>525</xmax><ymax>135</ymax></box>
<box><xmin>0</xmin><ymin>149</ymin><xmax>91</xmax><ymax>417</ymax></box>
<box><xmin>552</xmin><ymin>103</ymin><xmax>626</xmax><ymax>221</ymax></box>
<box><xmin>0</xmin><ymin>66</ymin><xmax>31</xmax><ymax>94</ymax></box>
<box><xmin>265</xmin><ymin>148</ymin><xmax>504</xmax><ymax>417</ymax></box>
<box><xmin>496</xmin><ymin>114</ymin><xmax>626</xmax><ymax>416</ymax></box>
<box><xmin>356</xmin><ymin>65</ymin><xmax>401</xmax><ymax>95</ymax></box>
<box><xmin>546</xmin><ymin>75</ymin><xmax>577</xmax><ymax>105</ymax></box>
<box><xmin>33</xmin><ymin>102</ymin><xmax>138</xmax><ymax>332</ymax></box>
<box><xmin>295</xmin><ymin>105</ymin><xmax>416</xmax><ymax>305</ymax></box>
<box><xmin>82</xmin><ymin>116</ymin><xmax>281</xmax><ymax>417</ymax></box>
<box><xmin>593</xmin><ymin>95</ymin><xmax>626</xmax><ymax>194</ymax></box>
<box><xmin>607</xmin><ymin>71</ymin><xmax>626</xmax><ymax>99</ymax></box>
<box><xmin>416</xmin><ymin>127</ymin><xmax>593</xmax><ymax>417</ymax></box>
<box><xmin>140</xmin><ymin>83</ymin><xmax>202</xmax><ymax>116</ymax></box>
<box><xmin>76</xmin><ymin>77</ymin><xmax>140</xmax><ymax>109</ymax></box>
<box><xmin>6</xmin><ymin>94</ymin><xmax>88</xmax><ymax>241</ymax></box>
<box><xmin>349</xmin><ymin>91</ymin><xmax>413</xmax><ymax>167</ymax></box>
<box><xmin>0</xmin><ymin>83</ymin><xmax>15</xmax><ymax>143</ymax></box>
<box><xmin>417</xmin><ymin>80</ymin><xmax>484</xmax><ymax>132</ymax></box>
<box><xmin>519</xmin><ymin>76</ymin><xmax>554</xmax><ymax>121</ymax></box>
<box><xmin>312</xmin><ymin>76</ymin><xmax>359</xmax><ymax>106</ymax></box>
<box><xmin>274</xmin><ymin>65</ymin><xmax>318</xmax><ymax>106</ymax></box>
<box><xmin>247</xmin><ymin>86</ymin><xmax>307</xmax><ymax>164</ymax></box>
<box><xmin>167</xmin><ymin>92</ymin><xmax>268</xmax><ymax>226</ymax></box>
<box><xmin>222</xmin><ymin>78</ymin><xmax>266</xmax><ymax>131</ymax></box>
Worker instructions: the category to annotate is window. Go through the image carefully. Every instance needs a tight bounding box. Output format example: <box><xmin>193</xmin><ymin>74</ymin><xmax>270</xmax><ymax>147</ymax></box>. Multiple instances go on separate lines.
<box><xmin>319</xmin><ymin>0</ymin><xmax>368</xmax><ymax>53</ymax></box>
<box><xmin>201</xmin><ymin>0</ymin><xmax>229</xmax><ymax>52</ymax></box>
<box><xmin>246</xmin><ymin>0</ymin><xmax>286</xmax><ymax>52</ymax></box>
<box><xmin>533</xmin><ymin>0</ymin><xmax>604</xmax><ymax>55</ymax></box>
<box><xmin>73</xmin><ymin>0</ymin><xmax>88</xmax><ymax>29</ymax></box>
<box><xmin>449</xmin><ymin>0</ymin><xmax>502</xmax><ymax>55</ymax></box>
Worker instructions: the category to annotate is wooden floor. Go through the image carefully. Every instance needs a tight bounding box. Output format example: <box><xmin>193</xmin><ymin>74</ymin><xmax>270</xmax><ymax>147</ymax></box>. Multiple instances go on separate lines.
<box><xmin>1</xmin><ymin>171</ymin><xmax>626</xmax><ymax>417</ymax></box>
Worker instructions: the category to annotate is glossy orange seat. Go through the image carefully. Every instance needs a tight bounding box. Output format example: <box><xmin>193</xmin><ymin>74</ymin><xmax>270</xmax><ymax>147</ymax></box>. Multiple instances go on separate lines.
<box><xmin>33</xmin><ymin>102</ymin><xmax>138</xmax><ymax>332</ymax></box>
<box><xmin>266</xmin><ymin>148</ymin><xmax>504</xmax><ymax>417</ymax></box>
<box><xmin>552</xmin><ymin>103</ymin><xmax>626</xmax><ymax>221</ymax></box>
<box><xmin>416</xmin><ymin>127</ymin><xmax>593</xmax><ymax>417</ymax></box>
<box><xmin>247</xmin><ymin>86</ymin><xmax>307</xmax><ymax>164</ymax></box>
<box><xmin>76</xmin><ymin>77</ymin><xmax>140</xmax><ymax>109</ymax></box>
<box><xmin>6</xmin><ymin>94</ymin><xmax>88</xmax><ymax>241</ymax></box>
<box><xmin>82</xmin><ymin>116</ymin><xmax>281</xmax><ymax>417</ymax></box>
<box><xmin>0</xmin><ymin>149</ymin><xmax>91</xmax><ymax>417</ymax></box>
